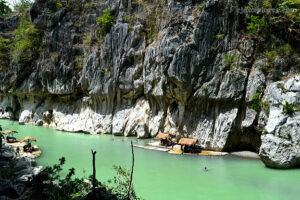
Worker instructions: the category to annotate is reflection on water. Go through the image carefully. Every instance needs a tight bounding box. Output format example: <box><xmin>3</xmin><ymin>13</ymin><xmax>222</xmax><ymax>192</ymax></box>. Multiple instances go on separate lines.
<box><xmin>1</xmin><ymin>119</ymin><xmax>300</xmax><ymax>200</ymax></box>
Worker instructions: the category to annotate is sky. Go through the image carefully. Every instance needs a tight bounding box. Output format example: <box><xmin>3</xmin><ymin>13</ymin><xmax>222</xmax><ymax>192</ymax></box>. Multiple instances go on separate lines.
<box><xmin>5</xmin><ymin>0</ymin><xmax>34</xmax><ymax>9</ymax></box>
<box><xmin>6</xmin><ymin>0</ymin><xmax>17</xmax><ymax>8</ymax></box>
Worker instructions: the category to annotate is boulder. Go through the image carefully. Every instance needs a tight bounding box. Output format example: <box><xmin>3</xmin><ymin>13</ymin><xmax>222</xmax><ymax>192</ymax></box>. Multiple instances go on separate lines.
<box><xmin>135</xmin><ymin>122</ymin><xmax>149</xmax><ymax>139</ymax></box>
<box><xmin>35</xmin><ymin>119</ymin><xmax>44</xmax><ymax>126</ymax></box>
<box><xmin>260</xmin><ymin>134</ymin><xmax>300</xmax><ymax>168</ymax></box>
<box><xmin>19</xmin><ymin>110</ymin><xmax>33</xmax><ymax>124</ymax></box>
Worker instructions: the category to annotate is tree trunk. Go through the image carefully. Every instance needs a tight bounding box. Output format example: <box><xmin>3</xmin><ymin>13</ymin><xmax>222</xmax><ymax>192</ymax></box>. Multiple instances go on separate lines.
<box><xmin>127</xmin><ymin>141</ymin><xmax>135</xmax><ymax>200</ymax></box>
<box><xmin>91</xmin><ymin>149</ymin><xmax>97</xmax><ymax>199</ymax></box>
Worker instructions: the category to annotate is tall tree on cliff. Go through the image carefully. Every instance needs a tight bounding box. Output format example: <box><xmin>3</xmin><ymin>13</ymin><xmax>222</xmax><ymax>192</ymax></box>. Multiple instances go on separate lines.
<box><xmin>0</xmin><ymin>0</ymin><xmax>11</xmax><ymax>20</ymax></box>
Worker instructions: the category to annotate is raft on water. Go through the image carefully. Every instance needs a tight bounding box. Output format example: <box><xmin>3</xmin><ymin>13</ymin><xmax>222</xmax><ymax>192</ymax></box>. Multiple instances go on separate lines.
<box><xmin>134</xmin><ymin>143</ymin><xmax>228</xmax><ymax>156</ymax></box>
<box><xmin>133</xmin><ymin>144</ymin><xmax>171</xmax><ymax>152</ymax></box>
<box><xmin>168</xmin><ymin>149</ymin><xmax>228</xmax><ymax>156</ymax></box>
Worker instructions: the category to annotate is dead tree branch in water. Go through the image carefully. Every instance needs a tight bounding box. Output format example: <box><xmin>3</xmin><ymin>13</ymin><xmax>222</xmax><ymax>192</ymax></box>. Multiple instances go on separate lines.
<box><xmin>127</xmin><ymin>141</ymin><xmax>135</xmax><ymax>200</ymax></box>
<box><xmin>91</xmin><ymin>149</ymin><xmax>97</xmax><ymax>199</ymax></box>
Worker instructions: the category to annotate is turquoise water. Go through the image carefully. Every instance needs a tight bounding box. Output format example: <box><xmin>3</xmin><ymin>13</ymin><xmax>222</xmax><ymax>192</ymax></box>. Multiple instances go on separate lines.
<box><xmin>1</xmin><ymin>119</ymin><xmax>300</xmax><ymax>200</ymax></box>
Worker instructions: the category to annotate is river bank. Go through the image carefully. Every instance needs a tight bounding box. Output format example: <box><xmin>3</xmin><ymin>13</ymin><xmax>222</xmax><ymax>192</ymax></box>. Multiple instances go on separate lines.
<box><xmin>4</xmin><ymin>119</ymin><xmax>260</xmax><ymax>159</ymax></box>
<box><xmin>1</xmin><ymin>119</ymin><xmax>300</xmax><ymax>200</ymax></box>
<box><xmin>0</xmin><ymin>142</ymin><xmax>42</xmax><ymax>199</ymax></box>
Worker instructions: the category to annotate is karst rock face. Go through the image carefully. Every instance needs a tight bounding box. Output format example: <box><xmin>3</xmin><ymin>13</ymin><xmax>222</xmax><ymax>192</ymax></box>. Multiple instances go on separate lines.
<box><xmin>0</xmin><ymin>0</ymin><xmax>299</xmax><ymax>168</ymax></box>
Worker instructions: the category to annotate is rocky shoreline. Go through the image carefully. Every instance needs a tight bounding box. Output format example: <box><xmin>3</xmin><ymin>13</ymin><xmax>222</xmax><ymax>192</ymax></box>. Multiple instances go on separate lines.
<box><xmin>0</xmin><ymin>142</ymin><xmax>42</xmax><ymax>199</ymax></box>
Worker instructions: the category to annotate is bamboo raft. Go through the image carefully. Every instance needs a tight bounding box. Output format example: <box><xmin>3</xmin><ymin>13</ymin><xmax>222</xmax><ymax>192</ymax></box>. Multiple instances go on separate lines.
<box><xmin>133</xmin><ymin>143</ymin><xmax>228</xmax><ymax>156</ymax></box>
<box><xmin>133</xmin><ymin>144</ymin><xmax>170</xmax><ymax>152</ymax></box>
<box><xmin>168</xmin><ymin>149</ymin><xmax>228</xmax><ymax>156</ymax></box>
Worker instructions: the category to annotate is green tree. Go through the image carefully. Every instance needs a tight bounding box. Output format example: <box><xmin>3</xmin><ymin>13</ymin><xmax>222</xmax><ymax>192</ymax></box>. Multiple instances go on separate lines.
<box><xmin>0</xmin><ymin>38</ymin><xmax>11</xmax><ymax>71</ymax></box>
<box><xmin>12</xmin><ymin>19</ymin><xmax>40</xmax><ymax>66</ymax></box>
<box><xmin>31</xmin><ymin>157</ymin><xmax>142</xmax><ymax>199</ymax></box>
<box><xmin>108</xmin><ymin>165</ymin><xmax>141</xmax><ymax>200</ymax></box>
<box><xmin>97</xmin><ymin>8</ymin><xmax>114</xmax><ymax>40</ymax></box>
<box><xmin>0</xmin><ymin>0</ymin><xmax>11</xmax><ymax>20</ymax></box>
<box><xmin>246</xmin><ymin>15</ymin><xmax>267</xmax><ymax>35</ymax></box>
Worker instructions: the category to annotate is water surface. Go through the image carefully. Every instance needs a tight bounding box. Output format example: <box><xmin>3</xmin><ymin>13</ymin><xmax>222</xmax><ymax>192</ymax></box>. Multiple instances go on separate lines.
<box><xmin>1</xmin><ymin>120</ymin><xmax>300</xmax><ymax>200</ymax></box>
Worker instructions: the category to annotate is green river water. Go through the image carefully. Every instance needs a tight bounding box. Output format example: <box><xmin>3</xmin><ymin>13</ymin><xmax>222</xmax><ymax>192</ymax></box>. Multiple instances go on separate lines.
<box><xmin>1</xmin><ymin>119</ymin><xmax>300</xmax><ymax>200</ymax></box>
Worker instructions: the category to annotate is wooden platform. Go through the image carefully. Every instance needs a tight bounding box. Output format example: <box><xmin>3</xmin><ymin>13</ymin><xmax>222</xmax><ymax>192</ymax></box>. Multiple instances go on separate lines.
<box><xmin>134</xmin><ymin>143</ymin><xmax>228</xmax><ymax>156</ymax></box>
<box><xmin>168</xmin><ymin>149</ymin><xmax>228</xmax><ymax>156</ymax></box>
<box><xmin>147</xmin><ymin>141</ymin><xmax>172</xmax><ymax>149</ymax></box>
<box><xmin>4</xmin><ymin>142</ymin><xmax>42</xmax><ymax>158</ymax></box>
<box><xmin>133</xmin><ymin>144</ymin><xmax>170</xmax><ymax>152</ymax></box>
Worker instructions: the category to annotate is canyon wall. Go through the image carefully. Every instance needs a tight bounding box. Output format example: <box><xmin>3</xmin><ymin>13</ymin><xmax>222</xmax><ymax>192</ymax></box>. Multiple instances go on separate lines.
<box><xmin>0</xmin><ymin>0</ymin><xmax>299</xmax><ymax>168</ymax></box>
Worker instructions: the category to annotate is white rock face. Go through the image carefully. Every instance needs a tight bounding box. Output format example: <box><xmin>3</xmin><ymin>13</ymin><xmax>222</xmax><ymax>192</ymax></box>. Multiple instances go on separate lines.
<box><xmin>0</xmin><ymin>0</ymin><xmax>299</xmax><ymax>170</ymax></box>
<box><xmin>0</xmin><ymin>110</ymin><xmax>14</xmax><ymax>119</ymax></box>
<box><xmin>0</xmin><ymin>96</ymin><xmax>15</xmax><ymax>119</ymax></box>
<box><xmin>245</xmin><ymin>61</ymin><xmax>266</xmax><ymax>102</ymax></box>
<box><xmin>123</xmin><ymin>99</ymin><xmax>150</xmax><ymax>137</ymax></box>
<box><xmin>259</xmin><ymin>76</ymin><xmax>300</xmax><ymax>168</ymax></box>
<box><xmin>19</xmin><ymin>110</ymin><xmax>33</xmax><ymax>124</ymax></box>
<box><xmin>242</xmin><ymin>108</ymin><xmax>257</xmax><ymax>128</ymax></box>
<box><xmin>212</xmin><ymin>108</ymin><xmax>238</xmax><ymax>150</ymax></box>
<box><xmin>135</xmin><ymin>122</ymin><xmax>149</xmax><ymax>139</ymax></box>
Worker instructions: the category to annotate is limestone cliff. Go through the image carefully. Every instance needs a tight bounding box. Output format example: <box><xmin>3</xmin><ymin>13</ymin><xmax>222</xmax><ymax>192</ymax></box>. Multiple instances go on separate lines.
<box><xmin>0</xmin><ymin>0</ymin><xmax>299</xmax><ymax>168</ymax></box>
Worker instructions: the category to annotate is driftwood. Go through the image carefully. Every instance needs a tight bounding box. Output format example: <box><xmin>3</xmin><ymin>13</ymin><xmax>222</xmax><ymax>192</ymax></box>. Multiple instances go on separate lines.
<box><xmin>127</xmin><ymin>141</ymin><xmax>135</xmax><ymax>200</ymax></box>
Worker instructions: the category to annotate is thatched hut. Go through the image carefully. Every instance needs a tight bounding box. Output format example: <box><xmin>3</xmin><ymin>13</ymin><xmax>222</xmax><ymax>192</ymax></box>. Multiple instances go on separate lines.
<box><xmin>178</xmin><ymin>138</ymin><xmax>201</xmax><ymax>153</ymax></box>
<box><xmin>178</xmin><ymin>138</ymin><xmax>198</xmax><ymax>146</ymax></box>
<box><xmin>155</xmin><ymin>133</ymin><xmax>169</xmax><ymax>140</ymax></box>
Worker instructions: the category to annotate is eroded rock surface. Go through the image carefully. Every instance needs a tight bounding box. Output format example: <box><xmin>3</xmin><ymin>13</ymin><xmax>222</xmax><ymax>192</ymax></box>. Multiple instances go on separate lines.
<box><xmin>259</xmin><ymin>76</ymin><xmax>300</xmax><ymax>168</ymax></box>
<box><xmin>0</xmin><ymin>0</ymin><xmax>299</xmax><ymax>168</ymax></box>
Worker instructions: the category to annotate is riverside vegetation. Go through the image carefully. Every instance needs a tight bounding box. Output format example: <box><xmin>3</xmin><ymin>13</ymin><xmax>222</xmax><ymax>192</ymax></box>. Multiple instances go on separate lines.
<box><xmin>0</xmin><ymin>0</ymin><xmax>299</xmax><ymax>170</ymax></box>
<box><xmin>0</xmin><ymin>124</ymin><xmax>142</xmax><ymax>200</ymax></box>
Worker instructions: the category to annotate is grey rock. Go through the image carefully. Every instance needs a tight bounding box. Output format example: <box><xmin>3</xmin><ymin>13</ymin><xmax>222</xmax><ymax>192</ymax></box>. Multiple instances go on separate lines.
<box><xmin>259</xmin><ymin>76</ymin><xmax>300</xmax><ymax>168</ymax></box>
<box><xmin>134</xmin><ymin>122</ymin><xmax>149</xmax><ymax>139</ymax></box>
<box><xmin>246</xmin><ymin>63</ymin><xmax>266</xmax><ymax>102</ymax></box>
<box><xmin>19</xmin><ymin>110</ymin><xmax>33</xmax><ymax>124</ymax></box>
<box><xmin>260</xmin><ymin>134</ymin><xmax>300</xmax><ymax>169</ymax></box>
<box><xmin>239</xmin><ymin>39</ymin><xmax>254</xmax><ymax>58</ymax></box>
<box><xmin>217</xmin><ymin>70</ymin><xmax>247</xmax><ymax>101</ymax></box>
<box><xmin>1</xmin><ymin>151</ymin><xmax>15</xmax><ymax>160</ymax></box>
<box><xmin>15</xmin><ymin>160</ymin><xmax>32</xmax><ymax>170</ymax></box>
<box><xmin>0</xmin><ymin>0</ymin><xmax>299</xmax><ymax>169</ymax></box>
<box><xmin>242</xmin><ymin>108</ymin><xmax>257</xmax><ymax>128</ymax></box>
<box><xmin>35</xmin><ymin>119</ymin><xmax>44</xmax><ymax>126</ymax></box>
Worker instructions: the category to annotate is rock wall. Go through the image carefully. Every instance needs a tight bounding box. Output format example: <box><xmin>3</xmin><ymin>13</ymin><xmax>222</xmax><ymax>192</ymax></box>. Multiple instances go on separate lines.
<box><xmin>0</xmin><ymin>0</ymin><xmax>299</xmax><ymax>168</ymax></box>
<box><xmin>0</xmin><ymin>142</ymin><xmax>42</xmax><ymax>199</ymax></box>
<box><xmin>259</xmin><ymin>77</ymin><xmax>300</xmax><ymax>168</ymax></box>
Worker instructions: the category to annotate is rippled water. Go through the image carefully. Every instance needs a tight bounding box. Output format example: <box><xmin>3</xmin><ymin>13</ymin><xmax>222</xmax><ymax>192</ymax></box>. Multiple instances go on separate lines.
<box><xmin>1</xmin><ymin>119</ymin><xmax>300</xmax><ymax>200</ymax></box>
